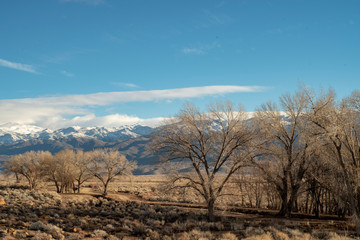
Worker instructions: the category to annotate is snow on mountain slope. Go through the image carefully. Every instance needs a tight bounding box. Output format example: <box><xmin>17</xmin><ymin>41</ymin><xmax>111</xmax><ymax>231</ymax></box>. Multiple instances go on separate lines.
<box><xmin>0</xmin><ymin>123</ymin><xmax>154</xmax><ymax>144</ymax></box>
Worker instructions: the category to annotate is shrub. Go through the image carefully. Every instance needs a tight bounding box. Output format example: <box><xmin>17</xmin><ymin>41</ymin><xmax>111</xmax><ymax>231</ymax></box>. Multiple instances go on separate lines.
<box><xmin>219</xmin><ymin>232</ymin><xmax>238</xmax><ymax>240</ymax></box>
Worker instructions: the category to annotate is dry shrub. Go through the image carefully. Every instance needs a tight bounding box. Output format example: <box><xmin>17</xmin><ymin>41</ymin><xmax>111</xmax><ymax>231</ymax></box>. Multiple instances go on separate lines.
<box><xmin>29</xmin><ymin>221</ymin><xmax>64</xmax><ymax>240</ymax></box>
<box><xmin>242</xmin><ymin>232</ymin><xmax>273</xmax><ymax>240</ymax></box>
<box><xmin>244</xmin><ymin>226</ymin><xmax>265</xmax><ymax>238</ymax></box>
<box><xmin>107</xmin><ymin>235</ymin><xmax>120</xmax><ymax>240</ymax></box>
<box><xmin>218</xmin><ymin>232</ymin><xmax>238</xmax><ymax>240</ymax></box>
<box><xmin>270</xmin><ymin>228</ymin><xmax>290</xmax><ymax>240</ymax></box>
<box><xmin>176</xmin><ymin>229</ymin><xmax>213</xmax><ymax>240</ymax></box>
<box><xmin>93</xmin><ymin>229</ymin><xmax>108</xmax><ymax>237</ymax></box>
<box><xmin>145</xmin><ymin>229</ymin><xmax>161</xmax><ymax>240</ymax></box>
<box><xmin>327</xmin><ymin>232</ymin><xmax>356</xmax><ymax>240</ymax></box>
<box><xmin>31</xmin><ymin>232</ymin><xmax>53</xmax><ymax>240</ymax></box>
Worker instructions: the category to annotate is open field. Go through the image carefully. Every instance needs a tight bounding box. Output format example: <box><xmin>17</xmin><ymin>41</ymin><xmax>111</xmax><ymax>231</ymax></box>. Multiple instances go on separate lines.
<box><xmin>0</xmin><ymin>175</ymin><xmax>358</xmax><ymax>240</ymax></box>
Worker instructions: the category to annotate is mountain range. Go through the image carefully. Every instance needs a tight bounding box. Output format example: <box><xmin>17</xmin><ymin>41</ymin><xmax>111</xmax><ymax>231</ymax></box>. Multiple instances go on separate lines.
<box><xmin>0</xmin><ymin>123</ymin><xmax>158</xmax><ymax>174</ymax></box>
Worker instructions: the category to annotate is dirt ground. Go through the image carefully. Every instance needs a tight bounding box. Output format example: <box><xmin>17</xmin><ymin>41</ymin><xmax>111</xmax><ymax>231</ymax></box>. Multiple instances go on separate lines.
<box><xmin>0</xmin><ymin>175</ymin><xmax>358</xmax><ymax>239</ymax></box>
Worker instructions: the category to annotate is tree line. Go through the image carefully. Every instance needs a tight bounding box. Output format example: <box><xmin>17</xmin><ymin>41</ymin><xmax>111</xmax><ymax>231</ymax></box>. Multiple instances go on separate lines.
<box><xmin>152</xmin><ymin>87</ymin><xmax>360</xmax><ymax>232</ymax></box>
<box><xmin>2</xmin><ymin>149</ymin><xmax>137</xmax><ymax>196</ymax></box>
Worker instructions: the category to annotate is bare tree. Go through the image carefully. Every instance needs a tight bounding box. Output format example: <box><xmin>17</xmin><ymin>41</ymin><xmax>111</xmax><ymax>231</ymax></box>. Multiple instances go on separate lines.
<box><xmin>86</xmin><ymin>149</ymin><xmax>137</xmax><ymax>196</ymax></box>
<box><xmin>152</xmin><ymin>102</ymin><xmax>258</xmax><ymax>220</ymax></box>
<box><xmin>253</xmin><ymin>89</ymin><xmax>317</xmax><ymax>217</ymax></box>
<box><xmin>308</xmin><ymin>89</ymin><xmax>360</xmax><ymax>232</ymax></box>
<box><xmin>42</xmin><ymin>149</ymin><xmax>77</xmax><ymax>193</ymax></box>
<box><xmin>235</xmin><ymin>168</ymin><xmax>265</xmax><ymax>208</ymax></box>
<box><xmin>73</xmin><ymin>150</ymin><xmax>92</xmax><ymax>193</ymax></box>
<box><xmin>3</xmin><ymin>151</ymin><xmax>52</xmax><ymax>190</ymax></box>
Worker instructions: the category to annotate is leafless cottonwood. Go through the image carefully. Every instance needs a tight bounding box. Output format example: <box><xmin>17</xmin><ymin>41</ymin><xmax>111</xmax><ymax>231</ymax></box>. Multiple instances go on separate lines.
<box><xmin>86</xmin><ymin>149</ymin><xmax>137</xmax><ymax>196</ymax></box>
<box><xmin>3</xmin><ymin>150</ymin><xmax>52</xmax><ymax>190</ymax></box>
<box><xmin>72</xmin><ymin>150</ymin><xmax>92</xmax><ymax>193</ymax></box>
<box><xmin>152</xmin><ymin>102</ymin><xmax>258</xmax><ymax>220</ymax></box>
<box><xmin>42</xmin><ymin>149</ymin><xmax>77</xmax><ymax>193</ymax></box>
<box><xmin>235</xmin><ymin>168</ymin><xmax>265</xmax><ymax>208</ymax></box>
<box><xmin>253</xmin><ymin>89</ymin><xmax>317</xmax><ymax>217</ymax></box>
<box><xmin>307</xmin><ymin>89</ymin><xmax>360</xmax><ymax>232</ymax></box>
<box><xmin>41</xmin><ymin>149</ymin><xmax>92</xmax><ymax>193</ymax></box>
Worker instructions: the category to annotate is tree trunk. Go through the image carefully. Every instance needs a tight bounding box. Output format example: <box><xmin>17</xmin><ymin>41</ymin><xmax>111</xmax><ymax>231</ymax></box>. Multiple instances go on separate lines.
<box><xmin>353</xmin><ymin>213</ymin><xmax>360</xmax><ymax>236</ymax></box>
<box><xmin>55</xmin><ymin>181</ymin><xmax>60</xmax><ymax>193</ymax></box>
<box><xmin>102</xmin><ymin>181</ymin><xmax>109</xmax><ymax>196</ymax></box>
<box><xmin>286</xmin><ymin>192</ymin><xmax>296</xmax><ymax>217</ymax></box>
<box><xmin>278</xmin><ymin>189</ymin><xmax>289</xmax><ymax>217</ymax></box>
<box><xmin>207</xmin><ymin>199</ymin><xmax>216</xmax><ymax>221</ymax></box>
<box><xmin>287</xmin><ymin>185</ymin><xmax>300</xmax><ymax>215</ymax></box>
<box><xmin>28</xmin><ymin>177</ymin><xmax>37</xmax><ymax>191</ymax></box>
<box><xmin>15</xmin><ymin>173</ymin><xmax>20</xmax><ymax>183</ymax></box>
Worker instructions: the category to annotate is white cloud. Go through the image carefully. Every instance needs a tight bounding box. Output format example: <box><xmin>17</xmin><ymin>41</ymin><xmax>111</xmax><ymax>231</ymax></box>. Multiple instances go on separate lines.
<box><xmin>60</xmin><ymin>70</ymin><xmax>74</xmax><ymax>77</ymax></box>
<box><xmin>197</xmin><ymin>10</ymin><xmax>232</xmax><ymax>28</ymax></box>
<box><xmin>0</xmin><ymin>58</ymin><xmax>37</xmax><ymax>73</ymax></box>
<box><xmin>111</xmin><ymin>82</ymin><xmax>139</xmax><ymax>88</ymax></box>
<box><xmin>182</xmin><ymin>48</ymin><xmax>205</xmax><ymax>55</ymax></box>
<box><xmin>59</xmin><ymin>0</ymin><xmax>105</xmax><ymax>5</ymax></box>
<box><xmin>125</xmin><ymin>83</ymin><xmax>139</xmax><ymax>88</ymax></box>
<box><xmin>66</xmin><ymin>114</ymin><xmax>165</xmax><ymax>128</ymax></box>
<box><xmin>0</xmin><ymin>85</ymin><xmax>267</xmax><ymax>128</ymax></box>
<box><xmin>182</xmin><ymin>41</ymin><xmax>220</xmax><ymax>55</ymax></box>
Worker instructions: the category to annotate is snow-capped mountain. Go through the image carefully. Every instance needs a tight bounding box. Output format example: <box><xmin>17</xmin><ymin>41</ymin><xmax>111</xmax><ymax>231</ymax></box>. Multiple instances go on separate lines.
<box><xmin>0</xmin><ymin>123</ymin><xmax>158</xmax><ymax>172</ymax></box>
<box><xmin>0</xmin><ymin>123</ymin><xmax>154</xmax><ymax>144</ymax></box>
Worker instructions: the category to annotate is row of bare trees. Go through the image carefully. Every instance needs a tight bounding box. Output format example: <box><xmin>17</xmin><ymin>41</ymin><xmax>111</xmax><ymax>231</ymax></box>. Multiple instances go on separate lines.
<box><xmin>152</xmin><ymin>87</ymin><xmax>360</xmax><ymax>231</ymax></box>
<box><xmin>3</xmin><ymin>149</ymin><xmax>137</xmax><ymax>196</ymax></box>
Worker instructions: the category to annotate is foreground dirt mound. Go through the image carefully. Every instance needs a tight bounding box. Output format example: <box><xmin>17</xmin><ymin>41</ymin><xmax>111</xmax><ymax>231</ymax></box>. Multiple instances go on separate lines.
<box><xmin>0</xmin><ymin>188</ymin><xmax>357</xmax><ymax>239</ymax></box>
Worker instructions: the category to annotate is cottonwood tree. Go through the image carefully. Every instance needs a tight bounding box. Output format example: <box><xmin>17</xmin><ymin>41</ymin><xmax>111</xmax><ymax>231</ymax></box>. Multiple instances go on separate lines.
<box><xmin>72</xmin><ymin>150</ymin><xmax>92</xmax><ymax>193</ymax></box>
<box><xmin>42</xmin><ymin>149</ymin><xmax>77</xmax><ymax>193</ymax></box>
<box><xmin>307</xmin><ymin>89</ymin><xmax>360</xmax><ymax>232</ymax></box>
<box><xmin>152</xmin><ymin>102</ymin><xmax>258</xmax><ymax>220</ymax></box>
<box><xmin>3</xmin><ymin>151</ymin><xmax>52</xmax><ymax>190</ymax></box>
<box><xmin>86</xmin><ymin>149</ymin><xmax>137</xmax><ymax>196</ymax></box>
<box><xmin>253</xmin><ymin>89</ymin><xmax>317</xmax><ymax>217</ymax></box>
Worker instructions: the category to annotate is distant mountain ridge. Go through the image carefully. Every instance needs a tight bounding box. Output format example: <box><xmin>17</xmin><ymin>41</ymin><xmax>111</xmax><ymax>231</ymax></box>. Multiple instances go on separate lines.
<box><xmin>0</xmin><ymin>123</ymin><xmax>158</xmax><ymax>173</ymax></box>
<box><xmin>0</xmin><ymin>123</ymin><xmax>154</xmax><ymax>144</ymax></box>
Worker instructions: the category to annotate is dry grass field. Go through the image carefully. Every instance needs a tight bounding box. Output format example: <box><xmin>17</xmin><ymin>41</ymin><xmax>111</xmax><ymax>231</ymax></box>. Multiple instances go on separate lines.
<box><xmin>0</xmin><ymin>174</ymin><xmax>358</xmax><ymax>239</ymax></box>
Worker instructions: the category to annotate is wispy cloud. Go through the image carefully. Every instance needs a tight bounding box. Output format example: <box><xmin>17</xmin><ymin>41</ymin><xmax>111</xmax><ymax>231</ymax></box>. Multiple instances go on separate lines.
<box><xmin>0</xmin><ymin>58</ymin><xmax>37</xmax><ymax>74</ymax></box>
<box><xmin>182</xmin><ymin>41</ymin><xmax>220</xmax><ymax>55</ymax></box>
<box><xmin>0</xmin><ymin>85</ymin><xmax>268</xmax><ymax>128</ymax></box>
<box><xmin>111</xmin><ymin>82</ymin><xmax>139</xmax><ymax>89</ymax></box>
<box><xmin>217</xmin><ymin>1</ymin><xmax>226</xmax><ymax>8</ymax></box>
<box><xmin>182</xmin><ymin>48</ymin><xmax>205</xmax><ymax>55</ymax></box>
<box><xmin>65</xmin><ymin>114</ymin><xmax>165</xmax><ymax>128</ymax></box>
<box><xmin>59</xmin><ymin>0</ymin><xmax>105</xmax><ymax>5</ymax></box>
<box><xmin>197</xmin><ymin>10</ymin><xmax>232</xmax><ymax>28</ymax></box>
<box><xmin>42</xmin><ymin>49</ymin><xmax>90</xmax><ymax>64</ymax></box>
<box><xmin>60</xmin><ymin>70</ymin><xmax>74</xmax><ymax>78</ymax></box>
<box><xmin>125</xmin><ymin>83</ymin><xmax>138</xmax><ymax>88</ymax></box>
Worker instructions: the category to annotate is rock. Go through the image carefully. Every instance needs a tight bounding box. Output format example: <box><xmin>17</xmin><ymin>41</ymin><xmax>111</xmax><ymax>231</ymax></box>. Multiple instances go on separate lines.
<box><xmin>93</xmin><ymin>229</ymin><xmax>108</xmax><ymax>237</ymax></box>
<box><xmin>7</xmin><ymin>228</ymin><xmax>16</xmax><ymax>236</ymax></box>
<box><xmin>14</xmin><ymin>230</ymin><xmax>30</xmax><ymax>239</ymax></box>
<box><xmin>29</xmin><ymin>221</ymin><xmax>46</xmax><ymax>231</ymax></box>
<box><xmin>2</xmin><ymin>236</ymin><xmax>16</xmax><ymax>240</ymax></box>
<box><xmin>0</xmin><ymin>198</ymin><xmax>5</xmax><ymax>205</ymax></box>
<box><xmin>31</xmin><ymin>232</ymin><xmax>53</xmax><ymax>240</ymax></box>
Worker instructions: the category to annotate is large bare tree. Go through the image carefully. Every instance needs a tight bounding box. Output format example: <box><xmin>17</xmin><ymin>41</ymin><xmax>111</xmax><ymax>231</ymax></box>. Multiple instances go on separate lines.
<box><xmin>152</xmin><ymin>102</ymin><xmax>258</xmax><ymax>220</ymax></box>
<box><xmin>72</xmin><ymin>150</ymin><xmax>92</xmax><ymax>193</ymax></box>
<box><xmin>253</xmin><ymin>89</ymin><xmax>317</xmax><ymax>217</ymax></box>
<box><xmin>308</xmin><ymin>89</ymin><xmax>360</xmax><ymax>232</ymax></box>
<box><xmin>42</xmin><ymin>149</ymin><xmax>77</xmax><ymax>193</ymax></box>
<box><xmin>3</xmin><ymin>150</ymin><xmax>52</xmax><ymax>190</ymax></box>
<box><xmin>86</xmin><ymin>149</ymin><xmax>137</xmax><ymax>196</ymax></box>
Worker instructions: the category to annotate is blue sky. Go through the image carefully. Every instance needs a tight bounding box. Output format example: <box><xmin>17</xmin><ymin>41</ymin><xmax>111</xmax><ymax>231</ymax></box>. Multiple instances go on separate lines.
<box><xmin>0</xmin><ymin>0</ymin><xmax>359</xmax><ymax>128</ymax></box>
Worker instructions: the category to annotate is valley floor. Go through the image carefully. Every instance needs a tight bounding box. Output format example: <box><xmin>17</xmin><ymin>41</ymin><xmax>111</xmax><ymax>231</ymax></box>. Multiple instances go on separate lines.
<box><xmin>0</xmin><ymin>176</ymin><xmax>358</xmax><ymax>240</ymax></box>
